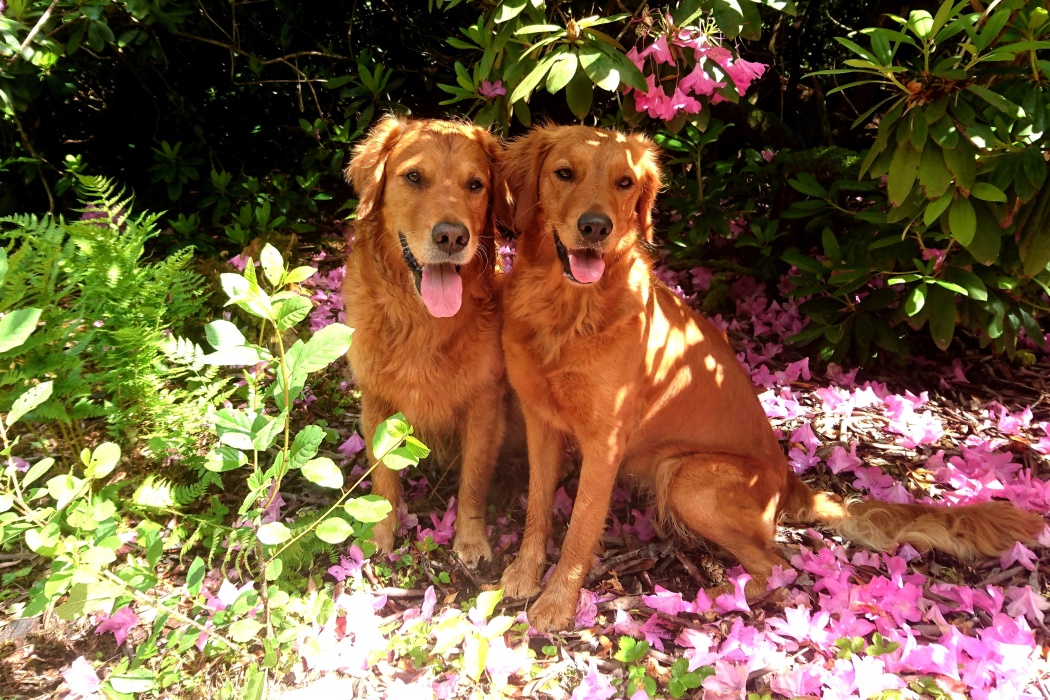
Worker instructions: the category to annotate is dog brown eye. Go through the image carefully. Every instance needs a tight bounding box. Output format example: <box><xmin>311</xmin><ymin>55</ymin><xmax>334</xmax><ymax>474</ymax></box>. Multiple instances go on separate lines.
<box><xmin>468</xmin><ymin>178</ymin><xmax>484</xmax><ymax>192</ymax></box>
<box><xmin>618</xmin><ymin>176</ymin><xmax>633</xmax><ymax>189</ymax></box>
<box><xmin>405</xmin><ymin>171</ymin><xmax>421</xmax><ymax>184</ymax></box>
<box><xmin>555</xmin><ymin>168</ymin><xmax>573</xmax><ymax>181</ymax></box>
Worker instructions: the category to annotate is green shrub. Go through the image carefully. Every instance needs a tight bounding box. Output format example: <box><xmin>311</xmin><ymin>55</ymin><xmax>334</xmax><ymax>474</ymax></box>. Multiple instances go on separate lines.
<box><xmin>0</xmin><ymin>175</ymin><xmax>228</xmax><ymax>455</ymax></box>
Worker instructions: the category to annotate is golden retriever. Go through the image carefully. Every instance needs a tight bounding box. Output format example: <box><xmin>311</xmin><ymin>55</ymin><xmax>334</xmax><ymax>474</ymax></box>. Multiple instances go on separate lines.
<box><xmin>342</xmin><ymin>116</ymin><xmax>508</xmax><ymax>564</ymax></box>
<box><xmin>496</xmin><ymin>125</ymin><xmax>1045</xmax><ymax>631</ymax></box>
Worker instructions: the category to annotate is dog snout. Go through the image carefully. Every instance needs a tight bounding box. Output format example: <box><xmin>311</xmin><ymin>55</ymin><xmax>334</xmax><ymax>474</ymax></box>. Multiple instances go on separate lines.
<box><xmin>577</xmin><ymin>211</ymin><xmax>612</xmax><ymax>243</ymax></box>
<box><xmin>431</xmin><ymin>221</ymin><xmax>470</xmax><ymax>255</ymax></box>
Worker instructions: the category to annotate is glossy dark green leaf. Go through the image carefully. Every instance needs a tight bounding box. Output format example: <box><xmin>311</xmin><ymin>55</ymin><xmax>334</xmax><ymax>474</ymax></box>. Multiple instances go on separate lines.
<box><xmin>887</xmin><ymin>141</ymin><xmax>922</xmax><ymax>206</ymax></box>
<box><xmin>947</xmin><ymin>196</ymin><xmax>976</xmax><ymax>246</ymax></box>
<box><xmin>927</xmin><ymin>284</ymin><xmax>956</xmax><ymax>350</ymax></box>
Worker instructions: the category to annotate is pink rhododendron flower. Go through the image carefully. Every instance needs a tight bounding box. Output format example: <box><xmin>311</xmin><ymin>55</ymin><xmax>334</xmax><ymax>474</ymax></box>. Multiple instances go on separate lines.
<box><xmin>479</xmin><ymin>80</ymin><xmax>506</xmax><ymax>98</ymax></box>
<box><xmin>827</xmin><ymin>443</ymin><xmax>863</xmax><ymax>474</ymax></box>
<box><xmin>570</xmin><ymin>660</ymin><xmax>616</xmax><ymax>700</ymax></box>
<box><xmin>1000</xmin><ymin>541</ymin><xmax>1038</xmax><ymax>571</ymax></box>
<box><xmin>1005</xmin><ymin>585</ymin><xmax>1050</xmax><ymax>625</ymax></box>
<box><xmin>770</xmin><ymin>663</ymin><xmax>825</xmax><ymax>697</ymax></box>
<box><xmin>95</xmin><ymin>605</ymin><xmax>138</xmax><ymax>645</ymax></box>
<box><xmin>417</xmin><ymin>498</ymin><xmax>456</xmax><ymax>545</ymax></box>
<box><xmin>639</xmin><ymin>34</ymin><xmax>675</xmax><ymax>65</ymax></box>
<box><xmin>328</xmin><ymin>544</ymin><xmax>365</xmax><ymax>581</ymax></box>
<box><xmin>576</xmin><ymin>588</ymin><xmax>598</xmax><ymax>628</ymax></box>
<box><xmin>714</xmin><ymin>572</ymin><xmax>751</xmax><ymax>614</ymax></box>
<box><xmin>766</xmin><ymin>564</ymin><xmax>798</xmax><ymax>589</ymax></box>
<box><xmin>678</xmin><ymin>62</ymin><xmax>726</xmax><ymax>96</ymax></box>
<box><xmin>338</xmin><ymin>432</ymin><xmax>366</xmax><ymax>458</ymax></box>
<box><xmin>701</xmin><ymin>660</ymin><xmax>749</xmax><ymax>699</ymax></box>
<box><xmin>643</xmin><ymin>585</ymin><xmax>690</xmax><ymax>615</ymax></box>
<box><xmin>670</xmin><ymin>86</ymin><xmax>702</xmax><ymax>115</ymax></box>
<box><xmin>723</xmin><ymin>58</ymin><xmax>766</xmax><ymax>95</ymax></box>
<box><xmin>62</xmin><ymin>656</ymin><xmax>101</xmax><ymax>698</ymax></box>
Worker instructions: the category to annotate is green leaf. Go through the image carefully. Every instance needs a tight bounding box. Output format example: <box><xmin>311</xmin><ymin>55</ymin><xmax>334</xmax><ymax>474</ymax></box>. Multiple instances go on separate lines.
<box><xmin>85</xmin><ymin>442</ymin><xmax>121</xmax><ymax>480</ymax></box>
<box><xmin>274</xmin><ymin>296</ymin><xmax>314</xmax><ymax>332</ymax></box>
<box><xmin>55</xmin><ymin>582</ymin><xmax>119</xmax><ymax>620</ymax></box>
<box><xmin>257</xmin><ymin>522</ymin><xmax>292</xmax><ymax>545</ymax></box>
<box><xmin>510</xmin><ymin>51</ymin><xmax>560</xmax><ymax>103</ymax></box>
<box><xmin>220</xmin><ymin>270</ymin><xmax>273</xmax><ymax>319</ymax></box>
<box><xmin>917</xmin><ymin>145</ymin><xmax>952</xmax><ymax>199</ymax></box>
<box><xmin>887</xmin><ymin>141</ymin><xmax>922</xmax><ymax>206</ymax></box>
<box><xmin>186</xmin><ymin>557</ymin><xmax>206</xmax><ymax>595</ymax></box>
<box><xmin>565</xmin><ymin>68</ymin><xmax>594</xmax><ymax>120</ymax></box>
<box><xmin>302</xmin><ymin>457</ymin><xmax>343</xmax><ymax>489</ymax></box>
<box><xmin>546</xmin><ymin>51</ymin><xmax>578</xmax><ymax>93</ymax></box>
<box><xmin>970</xmin><ymin>182</ymin><xmax>1007</xmax><ymax>202</ymax></box>
<box><xmin>0</xmin><ymin>248</ymin><xmax>7</xmax><ymax>285</ymax></box>
<box><xmin>284</xmin><ymin>266</ymin><xmax>318</xmax><ymax>285</ymax></box>
<box><xmin>288</xmin><ymin>425</ymin><xmax>324</xmax><ymax>472</ymax></box>
<box><xmin>962</xmin><ymin>203</ymin><xmax>1002</xmax><ymax>265</ymax></box>
<box><xmin>965</xmin><ymin>85</ymin><xmax>1025</xmax><ymax>118</ymax></box>
<box><xmin>109</xmin><ymin>670</ymin><xmax>156</xmax><ymax>694</ymax></box>
<box><xmin>494</xmin><ymin>0</ymin><xmax>527</xmax><ymax>23</ymax></box>
<box><xmin>947</xmin><ymin>196</ymin><xmax>976</xmax><ymax>246</ymax></box>
<box><xmin>907</xmin><ymin>10</ymin><xmax>934</xmax><ymax>39</ymax></box>
<box><xmin>251</xmin><ymin>412</ymin><xmax>287</xmax><ymax>452</ymax></box>
<box><xmin>942</xmin><ymin>138</ymin><xmax>976</xmax><ymax>193</ymax></box>
<box><xmin>943</xmin><ymin>267</ymin><xmax>988</xmax><ymax>301</ymax></box>
<box><xmin>229</xmin><ymin>619</ymin><xmax>264</xmax><ymax>643</ymax></box>
<box><xmin>789</xmin><ymin>173</ymin><xmax>828</xmax><ymax>198</ymax></box>
<box><xmin>204</xmin><ymin>447</ymin><xmax>248</xmax><ymax>473</ymax></box>
<box><xmin>593</xmin><ymin>41</ymin><xmax>648</xmax><ymax>91</ymax></box>
<box><xmin>344</xmin><ymin>494</ymin><xmax>392</xmax><ymax>523</ymax></box>
<box><xmin>6</xmin><ymin>380</ymin><xmax>53</xmax><ymax>426</ymax></box>
<box><xmin>927</xmin><ymin>284</ymin><xmax>956</xmax><ymax>350</ymax></box>
<box><xmin>463</xmin><ymin>635</ymin><xmax>489</xmax><ymax>682</ymax></box>
<box><xmin>905</xmin><ymin>283</ymin><xmax>927</xmax><ymax>316</ymax></box>
<box><xmin>21</xmin><ymin>457</ymin><xmax>54</xmax><ymax>489</ymax></box>
<box><xmin>474</xmin><ymin>589</ymin><xmax>504</xmax><ymax>619</ymax></box>
<box><xmin>382</xmin><ymin>435</ymin><xmax>431</xmax><ymax>471</ymax></box>
<box><xmin>372</xmin><ymin>413</ymin><xmax>412</xmax><ymax>459</ymax></box>
<box><xmin>294</xmin><ymin>323</ymin><xmax>354</xmax><ymax>373</ymax></box>
<box><xmin>259</xmin><ymin>243</ymin><xmax>284</xmax><ymax>286</ymax></box>
<box><xmin>1021</xmin><ymin>226</ymin><xmax>1050</xmax><ymax>277</ymax></box>
<box><xmin>205</xmin><ymin>320</ymin><xmax>247</xmax><ymax>350</ymax></box>
<box><xmin>265</xmin><ymin>558</ymin><xmax>283</xmax><ymax>581</ymax></box>
<box><xmin>614</xmin><ymin>635</ymin><xmax>650</xmax><ymax>663</ymax></box>
<box><xmin>316</xmin><ymin>517</ymin><xmax>354</xmax><ymax>543</ymax></box>
<box><xmin>908</xmin><ymin>108</ymin><xmax>928</xmax><ymax>149</ymax></box>
<box><xmin>0</xmin><ymin>308</ymin><xmax>42</xmax><ymax>353</ymax></box>
<box><xmin>924</xmin><ymin>194</ymin><xmax>953</xmax><ymax>226</ymax></box>
<box><xmin>928</xmin><ymin>116</ymin><xmax>959</xmax><ymax>148</ymax></box>
<box><xmin>47</xmin><ymin>474</ymin><xmax>84</xmax><ymax>511</ymax></box>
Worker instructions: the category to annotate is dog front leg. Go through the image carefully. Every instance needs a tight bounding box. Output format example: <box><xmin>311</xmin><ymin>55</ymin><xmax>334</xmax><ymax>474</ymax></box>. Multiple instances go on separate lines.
<box><xmin>525</xmin><ymin>436</ymin><xmax>622</xmax><ymax>632</ymax></box>
<box><xmin>361</xmin><ymin>393</ymin><xmax>401</xmax><ymax>553</ymax></box>
<box><xmin>501</xmin><ymin>409</ymin><xmax>565</xmax><ymax>599</ymax></box>
<box><xmin>452</xmin><ymin>383</ymin><xmax>507</xmax><ymax>566</ymax></box>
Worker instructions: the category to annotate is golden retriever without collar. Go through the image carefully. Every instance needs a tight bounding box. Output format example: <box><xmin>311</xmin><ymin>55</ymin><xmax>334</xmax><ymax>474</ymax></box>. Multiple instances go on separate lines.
<box><xmin>496</xmin><ymin>124</ymin><xmax>1045</xmax><ymax>632</ymax></box>
<box><xmin>342</xmin><ymin>115</ymin><xmax>509</xmax><ymax>564</ymax></box>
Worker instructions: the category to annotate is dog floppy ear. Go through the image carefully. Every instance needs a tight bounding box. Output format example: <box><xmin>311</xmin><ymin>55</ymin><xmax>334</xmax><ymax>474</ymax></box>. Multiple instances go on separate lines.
<box><xmin>471</xmin><ymin>126</ymin><xmax>510</xmax><ymax>238</ymax></box>
<box><xmin>632</xmin><ymin>136</ymin><xmax>663</xmax><ymax>244</ymax></box>
<box><xmin>497</xmin><ymin>127</ymin><xmax>553</xmax><ymax>236</ymax></box>
<box><xmin>345</xmin><ymin>115</ymin><xmax>410</xmax><ymax>219</ymax></box>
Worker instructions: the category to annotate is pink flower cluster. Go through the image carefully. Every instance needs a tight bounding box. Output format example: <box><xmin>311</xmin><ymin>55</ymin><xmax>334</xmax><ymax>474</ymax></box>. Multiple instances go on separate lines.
<box><xmin>625</xmin><ymin>27</ymin><xmax>766</xmax><ymax>122</ymax></box>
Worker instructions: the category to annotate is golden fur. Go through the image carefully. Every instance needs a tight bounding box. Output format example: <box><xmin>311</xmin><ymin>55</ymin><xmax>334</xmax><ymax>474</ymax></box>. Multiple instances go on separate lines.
<box><xmin>342</xmin><ymin>115</ymin><xmax>508</xmax><ymax>564</ymax></box>
<box><xmin>496</xmin><ymin>125</ymin><xmax>1046</xmax><ymax>632</ymax></box>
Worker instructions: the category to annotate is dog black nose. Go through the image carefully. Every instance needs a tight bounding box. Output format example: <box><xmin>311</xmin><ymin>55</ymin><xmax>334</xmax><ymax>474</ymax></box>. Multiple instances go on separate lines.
<box><xmin>432</xmin><ymin>221</ymin><xmax>470</xmax><ymax>255</ymax></box>
<box><xmin>577</xmin><ymin>212</ymin><xmax>612</xmax><ymax>243</ymax></box>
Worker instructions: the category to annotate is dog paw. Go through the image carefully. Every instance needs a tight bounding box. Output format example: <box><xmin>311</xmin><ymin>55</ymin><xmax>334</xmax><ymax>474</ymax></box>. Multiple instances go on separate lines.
<box><xmin>526</xmin><ymin>587</ymin><xmax>577</xmax><ymax>633</ymax></box>
<box><xmin>453</xmin><ymin>529</ymin><xmax>493</xmax><ymax>567</ymax></box>
<box><xmin>500</xmin><ymin>558</ymin><xmax>543</xmax><ymax>599</ymax></box>
<box><xmin>371</xmin><ymin>517</ymin><xmax>397</xmax><ymax>554</ymax></box>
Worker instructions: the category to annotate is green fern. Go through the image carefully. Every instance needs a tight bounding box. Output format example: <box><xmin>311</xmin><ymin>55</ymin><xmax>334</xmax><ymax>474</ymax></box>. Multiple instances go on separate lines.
<box><xmin>0</xmin><ymin>174</ymin><xmax>224</xmax><ymax>457</ymax></box>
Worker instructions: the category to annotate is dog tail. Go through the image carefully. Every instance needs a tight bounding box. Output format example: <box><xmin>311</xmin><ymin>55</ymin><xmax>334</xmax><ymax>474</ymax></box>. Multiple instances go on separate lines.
<box><xmin>783</xmin><ymin>471</ymin><xmax>1045</xmax><ymax>560</ymax></box>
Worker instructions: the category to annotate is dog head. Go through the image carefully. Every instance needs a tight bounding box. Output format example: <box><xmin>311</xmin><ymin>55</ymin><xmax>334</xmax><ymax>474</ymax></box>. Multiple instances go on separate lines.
<box><xmin>498</xmin><ymin>125</ymin><xmax>661</xmax><ymax>284</ymax></box>
<box><xmin>346</xmin><ymin>115</ymin><xmax>506</xmax><ymax>317</ymax></box>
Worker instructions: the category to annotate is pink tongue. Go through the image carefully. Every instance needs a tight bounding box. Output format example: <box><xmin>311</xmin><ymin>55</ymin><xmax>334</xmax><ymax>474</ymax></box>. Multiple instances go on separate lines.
<box><xmin>420</xmin><ymin>264</ymin><xmax>463</xmax><ymax>317</ymax></box>
<box><xmin>568</xmin><ymin>250</ymin><xmax>605</xmax><ymax>283</ymax></box>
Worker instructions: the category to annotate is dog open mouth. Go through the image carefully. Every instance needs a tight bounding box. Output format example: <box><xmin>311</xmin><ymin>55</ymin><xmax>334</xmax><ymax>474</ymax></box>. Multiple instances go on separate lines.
<box><xmin>553</xmin><ymin>230</ymin><xmax>605</xmax><ymax>284</ymax></box>
<box><xmin>399</xmin><ymin>233</ymin><xmax>462</xmax><ymax>317</ymax></box>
